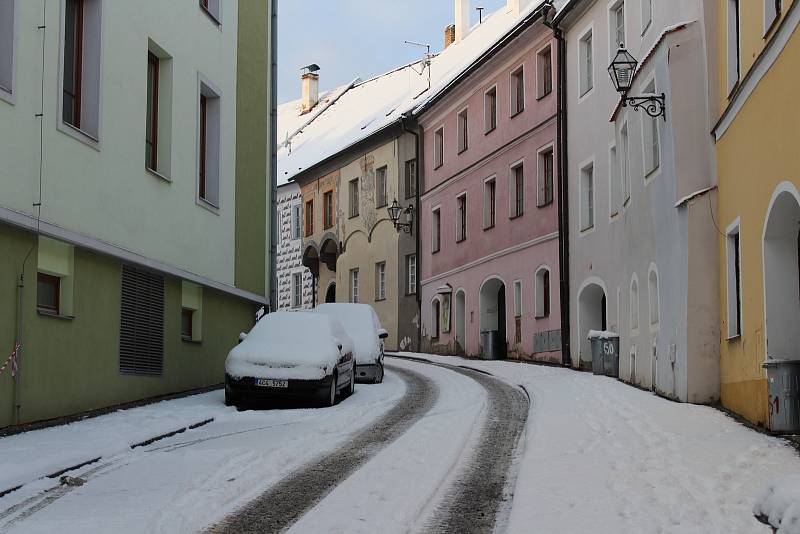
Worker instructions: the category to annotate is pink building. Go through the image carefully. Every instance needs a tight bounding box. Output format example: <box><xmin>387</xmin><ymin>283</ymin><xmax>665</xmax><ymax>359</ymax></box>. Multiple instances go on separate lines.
<box><xmin>416</xmin><ymin>8</ymin><xmax>562</xmax><ymax>363</ymax></box>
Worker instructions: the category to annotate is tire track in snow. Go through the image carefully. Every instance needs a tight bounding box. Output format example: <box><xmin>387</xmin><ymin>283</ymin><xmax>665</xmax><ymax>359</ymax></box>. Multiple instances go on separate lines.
<box><xmin>207</xmin><ymin>364</ymin><xmax>439</xmax><ymax>534</ymax></box>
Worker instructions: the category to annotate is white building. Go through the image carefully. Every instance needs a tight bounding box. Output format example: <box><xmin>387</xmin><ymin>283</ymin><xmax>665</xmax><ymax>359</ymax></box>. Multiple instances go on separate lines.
<box><xmin>276</xmin><ymin>181</ymin><xmax>313</xmax><ymax>310</ymax></box>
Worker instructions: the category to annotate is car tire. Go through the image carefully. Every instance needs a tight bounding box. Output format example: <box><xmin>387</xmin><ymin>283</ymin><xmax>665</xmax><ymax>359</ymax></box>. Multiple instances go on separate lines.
<box><xmin>225</xmin><ymin>391</ymin><xmax>236</xmax><ymax>407</ymax></box>
<box><xmin>323</xmin><ymin>373</ymin><xmax>338</xmax><ymax>407</ymax></box>
<box><xmin>374</xmin><ymin>363</ymin><xmax>384</xmax><ymax>384</ymax></box>
<box><xmin>345</xmin><ymin>369</ymin><xmax>355</xmax><ymax>398</ymax></box>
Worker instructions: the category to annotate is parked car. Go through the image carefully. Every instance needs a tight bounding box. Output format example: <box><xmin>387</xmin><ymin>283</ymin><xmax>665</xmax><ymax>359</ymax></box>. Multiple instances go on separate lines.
<box><xmin>225</xmin><ymin>311</ymin><xmax>355</xmax><ymax>407</ymax></box>
<box><xmin>314</xmin><ymin>303</ymin><xmax>388</xmax><ymax>384</ymax></box>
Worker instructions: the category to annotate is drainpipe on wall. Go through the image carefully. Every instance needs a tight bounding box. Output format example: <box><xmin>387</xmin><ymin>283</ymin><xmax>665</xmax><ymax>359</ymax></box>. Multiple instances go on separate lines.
<box><xmin>14</xmin><ymin>271</ymin><xmax>25</xmax><ymax>425</ymax></box>
<box><xmin>401</xmin><ymin>115</ymin><xmax>422</xmax><ymax>352</ymax></box>
<box><xmin>268</xmin><ymin>0</ymin><xmax>279</xmax><ymax>314</ymax></box>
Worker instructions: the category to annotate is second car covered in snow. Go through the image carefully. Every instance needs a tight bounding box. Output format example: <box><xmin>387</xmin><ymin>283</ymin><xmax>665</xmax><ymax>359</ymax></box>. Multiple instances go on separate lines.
<box><xmin>224</xmin><ymin>311</ymin><xmax>356</xmax><ymax>407</ymax></box>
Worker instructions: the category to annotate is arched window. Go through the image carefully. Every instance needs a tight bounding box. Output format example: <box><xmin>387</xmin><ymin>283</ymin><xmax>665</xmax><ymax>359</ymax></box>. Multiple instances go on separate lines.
<box><xmin>432</xmin><ymin>298</ymin><xmax>441</xmax><ymax>339</ymax></box>
<box><xmin>535</xmin><ymin>267</ymin><xmax>551</xmax><ymax>318</ymax></box>
<box><xmin>629</xmin><ymin>275</ymin><xmax>639</xmax><ymax>333</ymax></box>
<box><xmin>649</xmin><ymin>268</ymin><xmax>660</xmax><ymax>326</ymax></box>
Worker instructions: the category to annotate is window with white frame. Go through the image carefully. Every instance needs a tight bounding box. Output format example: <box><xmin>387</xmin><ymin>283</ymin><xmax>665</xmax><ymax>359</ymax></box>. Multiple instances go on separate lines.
<box><xmin>538</xmin><ymin>147</ymin><xmax>554</xmax><ymax>207</ymax></box>
<box><xmin>146</xmin><ymin>42</ymin><xmax>173</xmax><ymax>178</ymax></box>
<box><xmin>405</xmin><ymin>159</ymin><xmax>417</xmax><ymax>198</ymax></box>
<box><xmin>610</xmin><ymin>1</ymin><xmax>625</xmax><ymax>51</ymax></box>
<box><xmin>434</xmin><ymin>127</ymin><xmax>444</xmax><ymax>169</ymax></box>
<box><xmin>610</xmin><ymin>144</ymin><xmax>621</xmax><ymax>216</ymax></box>
<box><xmin>537</xmin><ymin>46</ymin><xmax>552</xmax><ymax>98</ymax></box>
<box><xmin>456</xmin><ymin>193</ymin><xmax>467</xmax><ymax>242</ymax></box>
<box><xmin>535</xmin><ymin>267</ymin><xmax>551</xmax><ymax>318</ymax></box>
<box><xmin>375</xmin><ymin>261</ymin><xmax>386</xmax><ymax>301</ymax></box>
<box><xmin>641</xmin><ymin>0</ymin><xmax>652</xmax><ymax>33</ymax></box>
<box><xmin>61</xmin><ymin>0</ymin><xmax>102</xmax><ymax>139</ymax></box>
<box><xmin>765</xmin><ymin>0</ymin><xmax>782</xmax><ymax>35</ymax></box>
<box><xmin>349</xmin><ymin>178</ymin><xmax>359</xmax><ymax>217</ymax></box>
<box><xmin>180</xmin><ymin>281</ymin><xmax>203</xmax><ymax>342</ymax></box>
<box><xmin>726</xmin><ymin>224</ymin><xmax>742</xmax><ymax>337</ymax></box>
<box><xmin>648</xmin><ymin>268</ymin><xmax>660</xmax><ymax>327</ymax></box>
<box><xmin>0</xmin><ymin>0</ymin><xmax>14</xmax><ymax>99</ymax></box>
<box><xmin>580</xmin><ymin>163</ymin><xmax>594</xmax><ymax>231</ymax></box>
<box><xmin>291</xmin><ymin>203</ymin><xmax>302</xmax><ymax>239</ymax></box>
<box><xmin>407</xmin><ymin>254</ymin><xmax>417</xmax><ymax>294</ymax></box>
<box><xmin>513</xmin><ymin>280</ymin><xmax>522</xmax><ymax>318</ymax></box>
<box><xmin>621</xmin><ymin>121</ymin><xmax>630</xmax><ymax>204</ymax></box>
<box><xmin>510</xmin><ymin>162</ymin><xmax>524</xmax><ymax>218</ymax></box>
<box><xmin>484</xmin><ymin>177</ymin><xmax>496</xmax><ymax>229</ymax></box>
<box><xmin>200</xmin><ymin>0</ymin><xmax>221</xmax><ymax>24</ymax></box>
<box><xmin>727</xmin><ymin>0</ymin><xmax>741</xmax><ymax>94</ymax></box>
<box><xmin>511</xmin><ymin>65</ymin><xmax>525</xmax><ymax>115</ymax></box>
<box><xmin>375</xmin><ymin>166</ymin><xmax>388</xmax><ymax>207</ymax></box>
<box><xmin>630</xmin><ymin>275</ymin><xmax>639</xmax><ymax>332</ymax></box>
<box><xmin>198</xmin><ymin>81</ymin><xmax>221</xmax><ymax>207</ymax></box>
<box><xmin>457</xmin><ymin>108</ymin><xmax>468</xmax><ymax>153</ymax></box>
<box><xmin>350</xmin><ymin>268</ymin><xmax>359</xmax><ymax>303</ymax></box>
<box><xmin>432</xmin><ymin>208</ymin><xmax>441</xmax><ymax>253</ymax></box>
<box><xmin>292</xmin><ymin>272</ymin><xmax>302</xmax><ymax>308</ymax></box>
<box><xmin>485</xmin><ymin>86</ymin><xmax>497</xmax><ymax>132</ymax></box>
<box><xmin>642</xmin><ymin>80</ymin><xmax>660</xmax><ymax>176</ymax></box>
<box><xmin>579</xmin><ymin>30</ymin><xmax>593</xmax><ymax>96</ymax></box>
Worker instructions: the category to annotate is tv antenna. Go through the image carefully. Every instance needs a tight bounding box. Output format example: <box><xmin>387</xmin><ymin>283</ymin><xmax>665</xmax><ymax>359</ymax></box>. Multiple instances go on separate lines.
<box><xmin>404</xmin><ymin>40</ymin><xmax>433</xmax><ymax>90</ymax></box>
<box><xmin>476</xmin><ymin>6</ymin><xmax>485</xmax><ymax>24</ymax></box>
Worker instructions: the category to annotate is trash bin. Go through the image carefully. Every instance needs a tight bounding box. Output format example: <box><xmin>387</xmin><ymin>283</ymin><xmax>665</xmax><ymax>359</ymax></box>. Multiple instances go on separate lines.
<box><xmin>763</xmin><ymin>359</ymin><xmax>800</xmax><ymax>433</ymax></box>
<box><xmin>481</xmin><ymin>330</ymin><xmax>500</xmax><ymax>360</ymax></box>
<box><xmin>588</xmin><ymin>331</ymin><xmax>620</xmax><ymax>378</ymax></box>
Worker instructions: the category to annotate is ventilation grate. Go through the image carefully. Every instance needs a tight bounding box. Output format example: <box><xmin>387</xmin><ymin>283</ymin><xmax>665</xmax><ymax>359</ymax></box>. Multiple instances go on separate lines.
<box><xmin>119</xmin><ymin>265</ymin><xmax>165</xmax><ymax>376</ymax></box>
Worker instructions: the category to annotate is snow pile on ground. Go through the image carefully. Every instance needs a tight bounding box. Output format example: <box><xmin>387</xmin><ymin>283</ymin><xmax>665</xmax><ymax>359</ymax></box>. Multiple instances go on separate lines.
<box><xmin>754</xmin><ymin>476</ymin><xmax>800</xmax><ymax>533</ymax></box>
<box><xmin>226</xmin><ymin>311</ymin><xmax>354</xmax><ymax>380</ymax></box>
<box><xmin>587</xmin><ymin>330</ymin><xmax>620</xmax><ymax>339</ymax></box>
<box><xmin>315</xmin><ymin>304</ymin><xmax>383</xmax><ymax>365</ymax></box>
<box><xmin>402</xmin><ymin>353</ymin><xmax>800</xmax><ymax>533</ymax></box>
<box><xmin>0</xmin><ymin>391</ymin><xmax>231</xmax><ymax>493</ymax></box>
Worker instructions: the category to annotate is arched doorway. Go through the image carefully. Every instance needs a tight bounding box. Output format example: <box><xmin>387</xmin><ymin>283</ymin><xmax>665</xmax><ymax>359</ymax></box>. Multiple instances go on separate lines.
<box><xmin>455</xmin><ymin>289</ymin><xmax>466</xmax><ymax>353</ymax></box>
<box><xmin>325</xmin><ymin>282</ymin><xmax>336</xmax><ymax>303</ymax></box>
<box><xmin>480</xmin><ymin>277</ymin><xmax>507</xmax><ymax>359</ymax></box>
<box><xmin>578</xmin><ymin>280</ymin><xmax>607</xmax><ymax>368</ymax></box>
<box><xmin>764</xmin><ymin>187</ymin><xmax>800</xmax><ymax>360</ymax></box>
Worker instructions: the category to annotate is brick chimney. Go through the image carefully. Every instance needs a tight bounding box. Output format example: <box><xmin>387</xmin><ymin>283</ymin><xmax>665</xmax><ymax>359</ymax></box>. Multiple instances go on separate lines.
<box><xmin>301</xmin><ymin>71</ymin><xmax>319</xmax><ymax>114</ymax></box>
<box><xmin>455</xmin><ymin>0</ymin><xmax>470</xmax><ymax>43</ymax></box>
<box><xmin>444</xmin><ymin>24</ymin><xmax>456</xmax><ymax>49</ymax></box>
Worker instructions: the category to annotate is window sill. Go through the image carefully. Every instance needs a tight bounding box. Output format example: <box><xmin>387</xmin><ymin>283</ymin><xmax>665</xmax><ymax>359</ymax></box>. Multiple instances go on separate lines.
<box><xmin>182</xmin><ymin>336</ymin><xmax>202</xmax><ymax>344</ymax></box>
<box><xmin>509</xmin><ymin>213</ymin><xmax>524</xmax><ymax>220</ymax></box>
<box><xmin>485</xmin><ymin>126</ymin><xmax>496</xmax><ymax>135</ymax></box>
<box><xmin>726</xmin><ymin>333</ymin><xmax>741</xmax><ymax>342</ymax></box>
<box><xmin>510</xmin><ymin>109</ymin><xmax>524</xmax><ymax>119</ymax></box>
<box><xmin>432</xmin><ymin>248</ymin><xmax>440</xmax><ymax>255</ymax></box>
<box><xmin>484</xmin><ymin>224</ymin><xmax>495</xmax><ymax>231</ymax></box>
<box><xmin>375</xmin><ymin>297</ymin><xmax>386</xmax><ymax>302</ymax></box>
<box><xmin>348</xmin><ymin>214</ymin><xmax>359</xmax><ymax>220</ymax></box>
<box><xmin>534</xmin><ymin>314</ymin><xmax>550</xmax><ymax>320</ymax></box>
<box><xmin>434</xmin><ymin>163</ymin><xmax>443</xmax><ymax>170</ymax></box>
<box><xmin>58</xmin><ymin>121</ymin><xmax>101</xmax><ymax>151</ymax></box>
<box><xmin>456</xmin><ymin>237</ymin><xmax>466</xmax><ymax>244</ymax></box>
<box><xmin>0</xmin><ymin>86</ymin><xmax>14</xmax><ymax>106</ymax></box>
<box><xmin>457</xmin><ymin>147</ymin><xmax>468</xmax><ymax>155</ymax></box>
<box><xmin>580</xmin><ymin>225</ymin><xmax>595</xmax><ymax>235</ymax></box>
<box><xmin>37</xmin><ymin>309</ymin><xmax>75</xmax><ymax>321</ymax></box>
<box><xmin>199</xmin><ymin>4</ymin><xmax>222</xmax><ymax>26</ymax></box>
<box><xmin>146</xmin><ymin>167</ymin><xmax>172</xmax><ymax>183</ymax></box>
<box><xmin>196</xmin><ymin>197</ymin><xmax>221</xmax><ymax>215</ymax></box>
<box><xmin>641</xmin><ymin>20</ymin><xmax>652</xmax><ymax>36</ymax></box>
<box><xmin>324</xmin><ymin>225</ymin><xmax>334</xmax><ymax>231</ymax></box>
<box><xmin>537</xmin><ymin>90</ymin><xmax>552</xmax><ymax>101</ymax></box>
<box><xmin>376</xmin><ymin>203</ymin><xmax>388</xmax><ymax>209</ymax></box>
<box><xmin>537</xmin><ymin>200</ymin><xmax>553</xmax><ymax>209</ymax></box>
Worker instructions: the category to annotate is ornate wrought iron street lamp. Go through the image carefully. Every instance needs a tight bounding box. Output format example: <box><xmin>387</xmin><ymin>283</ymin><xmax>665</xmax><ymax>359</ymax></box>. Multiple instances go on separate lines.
<box><xmin>608</xmin><ymin>46</ymin><xmax>666</xmax><ymax>120</ymax></box>
<box><xmin>387</xmin><ymin>198</ymin><xmax>414</xmax><ymax>234</ymax></box>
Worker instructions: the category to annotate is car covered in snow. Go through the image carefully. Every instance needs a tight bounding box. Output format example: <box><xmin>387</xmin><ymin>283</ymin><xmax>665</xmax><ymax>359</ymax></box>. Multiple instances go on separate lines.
<box><xmin>314</xmin><ymin>303</ymin><xmax>388</xmax><ymax>383</ymax></box>
<box><xmin>224</xmin><ymin>311</ymin><xmax>356</xmax><ymax>407</ymax></box>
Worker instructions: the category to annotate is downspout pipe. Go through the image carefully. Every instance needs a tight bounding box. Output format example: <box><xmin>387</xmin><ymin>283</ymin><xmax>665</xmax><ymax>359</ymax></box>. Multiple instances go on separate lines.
<box><xmin>401</xmin><ymin>114</ymin><xmax>422</xmax><ymax>352</ymax></box>
<box><xmin>268</xmin><ymin>0</ymin><xmax>279</xmax><ymax>313</ymax></box>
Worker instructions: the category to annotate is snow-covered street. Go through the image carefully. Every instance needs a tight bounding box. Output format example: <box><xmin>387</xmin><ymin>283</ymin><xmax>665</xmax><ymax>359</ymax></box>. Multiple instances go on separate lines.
<box><xmin>1</xmin><ymin>355</ymin><xmax>799</xmax><ymax>533</ymax></box>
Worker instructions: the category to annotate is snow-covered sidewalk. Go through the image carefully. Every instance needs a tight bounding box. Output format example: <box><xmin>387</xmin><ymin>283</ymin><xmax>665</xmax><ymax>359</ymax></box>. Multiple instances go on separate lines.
<box><xmin>400</xmin><ymin>353</ymin><xmax>800</xmax><ymax>534</ymax></box>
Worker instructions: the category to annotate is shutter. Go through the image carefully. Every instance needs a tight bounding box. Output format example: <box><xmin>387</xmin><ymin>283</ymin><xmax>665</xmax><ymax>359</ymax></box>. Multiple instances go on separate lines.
<box><xmin>119</xmin><ymin>265</ymin><xmax>165</xmax><ymax>375</ymax></box>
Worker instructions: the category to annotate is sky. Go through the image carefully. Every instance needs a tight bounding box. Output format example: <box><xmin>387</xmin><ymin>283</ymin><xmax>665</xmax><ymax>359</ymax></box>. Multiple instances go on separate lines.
<box><xmin>278</xmin><ymin>0</ymin><xmax>508</xmax><ymax>105</ymax></box>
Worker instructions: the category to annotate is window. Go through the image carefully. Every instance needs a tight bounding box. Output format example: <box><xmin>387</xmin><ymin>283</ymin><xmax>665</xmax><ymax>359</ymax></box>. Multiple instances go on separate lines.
<box><xmin>405</xmin><ymin>159</ymin><xmax>417</xmax><ymax>198</ymax></box>
<box><xmin>120</xmin><ymin>266</ymin><xmax>164</xmax><ymax>376</ymax></box>
<box><xmin>200</xmin><ymin>0</ymin><xmax>221</xmax><ymax>24</ymax></box>
<box><xmin>350</xmin><ymin>268</ymin><xmax>359</xmax><ymax>303</ymax></box>
<box><xmin>456</xmin><ymin>194</ymin><xmax>467</xmax><ymax>242</ymax></box>
<box><xmin>537</xmin><ymin>46</ymin><xmax>552</xmax><ymax>98</ymax></box>
<box><xmin>484</xmin><ymin>178</ymin><xmax>496</xmax><ymax>229</ymax></box>
<box><xmin>609</xmin><ymin>145</ymin><xmax>621</xmax><ymax>216</ymax></box>
<box><xmin>648</xmin><ymin>268</ymin><xmax>660</xmax><ymax>327</ymax></box>
<box><xmin>538</xmin><ymin>148</ymin><xmax>554</xmax><ymax>207</ymax></box>
<box><xmin>535</xmin><ymin>268</ymin><xmax>551</xmax><ymax>318</ymax></box>
<box><xmin>643</xmin><ymin>80</ymin><xmax>660</xmax><ymax>176</ymax></box>
<box><xmin>621</xmin><ymin>122</ymin><xmax>630</xmax><ymax>204</ymax></box>
<box><xmin>630</xmin><ymin>275</ymin><xmax>639</xmax><ymax>332</ymax></box>
<box><xmin>485</xmin><ymin>86</ymin><xmax>497</xmax><ymax>132</ymax></box>
<box><xmin>37</xmin><ymin>273</ymin><xmax>60</xmax><ymax>313</ymax></box>
<box><xmin>580</xmin><ymin>163</ymin><xmax>594</xmax><ymax>231</ymax></box>
<box><xmin>765</xmin><ymin>0</ymin><xmax>781</xmax><ymax>35</ymax></box>
<box><xmin>349</xmin><ymin>178</ymin><xmax>360</xmax><ymax>217</ymax></box>
<box><xmin>434</xmin><ymin>127</ymin><xmax>444</xmax><ymax>169</ymax></box>
<box><xmin>511</xmin><ymin>66</ymin><xmax>525</xmax><ymax>115</ymax></box>
<box><xmin>376</xmin><ymin>167</ymin><xmax>388</xmax><ymax>207</ymax></box>
<box><xmin>61</xmin><ymin>0</ymin><xmax>101</xmax><ymax>139</ymax></box>
<box><xmin>579</xmin><ymin>30</ymin><xmax>593</xmax><ymax>96</ymax></box>
<box><xmin>62</xmin><ymin>0</ymin><xmax>84</xmax><ymax>129</ymax></box>
<box><xmin>641</xmin><ymin>0</ymin><xmax>652</xmax><ymax>33</ymax></box>
<box><xmin>727</xmin><ymin>0</ymin><xmax>740</xmax><ymax>94</ymax></box>
<box><xmin>375</xmin><ymin>262</ymin><xmax>386</xmax><ymax>301</ymax></box>
<box><xmin>457</xmin><ymin>108</ymin><xmax>469</xmax><ymax>153</ymax></box>
<box><xmin>0</xmin><ymin>0</ymin><xmax>15</xmax><ymax>100</ymax></box>
<box><xmin>432</xmin><ymin>299</ymin><xmax>441</xmax><ymax>339</ymax></box>
<box><xmin>292</xmin><ymin>272</ymin><xmax>302</xmax><ymax>308</ymax></box>
<box><xmin>323</xmin><ymin>190</ymin><xmax>334</xmax><ymax>229</ymax></box>
<box><xmin>305</xmin><ymin>199</ymin><xmax>314</xmax><ymax>236</ymax></box>
<box><xmin>432</xmin><ymin>208</ymin><xmax>441</xmax><ymax>253</ymax></box>
<box><xmin>610</xmin><ymin>1</ymin><xmax>625</xmax><ymax>51</ymax></box>
<box><xmin>726</xmin><ymin>225</ymin><xmax>742</xmax><ymax>337</ymax></box>
<box><xmin>181</xmin><ymin>281</ymin><xmax>202</xmax><ymax>342</ymax></box>
<box><xmin>198</xmin><ymin>81</ymin><xmax>221</xmax><ymax>207</ymax></box>
<box><xmin>407</xmin><ymin>254</ymin><xmax>417</xmax><ymax>294</ymax></box>
<box><xmin>510</xmin><ymin>163</ymin><xmax>524</xmax><ymax>218</ymax></box>
<box><xmin>145</xmin><ymin>52</ymin><xmax>159</xmax><ymax>171</ymax></box>
<box><xmin>292</xmin><ymin>203</ymin><xmax>303</xmax><ymax>239</ymax></box>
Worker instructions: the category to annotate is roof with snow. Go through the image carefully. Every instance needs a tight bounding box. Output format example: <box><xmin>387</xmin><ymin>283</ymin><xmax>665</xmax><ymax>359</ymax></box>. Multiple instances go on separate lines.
<box><xmin>277</xmin><ymin>0</ymin><xmax>567</xmax><ymax>184</ymax></box>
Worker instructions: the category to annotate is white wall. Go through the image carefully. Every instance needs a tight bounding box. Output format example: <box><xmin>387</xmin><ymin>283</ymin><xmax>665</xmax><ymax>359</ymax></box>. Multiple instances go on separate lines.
<box><xmin>276</xmin><ymin>183</ymin><xmax>313</xmax><ymax>310</ymax></box>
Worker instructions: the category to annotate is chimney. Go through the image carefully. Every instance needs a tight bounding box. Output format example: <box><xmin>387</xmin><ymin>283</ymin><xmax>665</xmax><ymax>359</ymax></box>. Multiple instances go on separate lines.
<box><xmin>444</xmin><ymin>24</ymin><xmax>456</xmax><ymax>49</ymax></box>
<box><xmin>455</xmin><ymin>0</ymin><xmax>470</xmax><ymax>43</ymax></box>
<box><xmin>301</xmin><ymin>71</ymin><xmax>319</xmax><ymax>114</ymax></box>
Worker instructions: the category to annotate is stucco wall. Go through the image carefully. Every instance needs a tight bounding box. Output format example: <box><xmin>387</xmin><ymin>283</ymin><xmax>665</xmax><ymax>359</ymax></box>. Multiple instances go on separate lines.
<box><xmin>276</xmin><ymin>183</ymin><xmax>313</xmax><ymax>311</ymax></box>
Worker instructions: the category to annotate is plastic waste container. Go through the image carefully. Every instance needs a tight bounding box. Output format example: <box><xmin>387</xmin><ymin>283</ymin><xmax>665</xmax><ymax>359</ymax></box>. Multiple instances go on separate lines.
<box><xmin>763</xmin><ymin>359</ymin><xmax>800</xmax><ymax>433</ymax></box>
<box><xmin>588</xmin><ymin>331</ymin><xmax>620</xmax><ymax>378</ymax></box>
<box><xmin>481</xmin><ymin>330</ymin><xmax>501</xmax><ymax>360</ymax></box>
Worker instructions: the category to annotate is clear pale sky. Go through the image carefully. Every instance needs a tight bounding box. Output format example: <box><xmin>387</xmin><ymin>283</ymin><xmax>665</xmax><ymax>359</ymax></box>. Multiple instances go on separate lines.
<box><xmin>277</xmin><ymin>0</ymin><xmax>508</xmax><ymax>104</ymax></box>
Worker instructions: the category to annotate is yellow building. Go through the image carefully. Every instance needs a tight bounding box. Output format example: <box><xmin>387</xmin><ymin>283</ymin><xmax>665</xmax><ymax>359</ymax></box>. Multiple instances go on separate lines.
<box><xmin>713</xmin><ymin>0</ymin><xmax>800</xmax><ymax>428</ymax></box>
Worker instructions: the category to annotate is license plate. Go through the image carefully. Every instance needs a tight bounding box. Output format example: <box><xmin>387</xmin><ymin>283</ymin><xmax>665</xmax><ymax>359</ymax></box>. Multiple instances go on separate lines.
<box><xmin>256</xmin><ymin>378</ymin><xmax>288</xmax><ymax>388</ymax></box>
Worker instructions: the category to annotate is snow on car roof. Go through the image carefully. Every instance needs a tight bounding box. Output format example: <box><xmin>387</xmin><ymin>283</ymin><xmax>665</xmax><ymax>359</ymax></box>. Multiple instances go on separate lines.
<box><xmin>314</xmin><ymin>304</ymin><xmax>383</xmax><ymax>365</ymax></box>
<box><xmin>276</xmin><ymin>0</ymin><xmax>567</xmax><ymax>184</ymax></box>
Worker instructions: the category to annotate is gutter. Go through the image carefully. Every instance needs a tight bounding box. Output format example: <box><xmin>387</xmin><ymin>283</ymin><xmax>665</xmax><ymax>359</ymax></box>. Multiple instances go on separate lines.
<box><xmin>401</xmin><ymin>114</ymin><xmax>422</xmax><ymax>351</ymax></box>
<box><xmin>269</xmin><ymin>0</ymin><xmax>279</xmax><ymax>312</ymax></box>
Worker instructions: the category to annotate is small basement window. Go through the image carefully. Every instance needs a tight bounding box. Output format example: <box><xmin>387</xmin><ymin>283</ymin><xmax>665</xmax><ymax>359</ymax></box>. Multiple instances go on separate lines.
<box><xmin>181</xmin><ymin>281</ymin><xmax>203</xmax><ymax>342</ymax></box>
